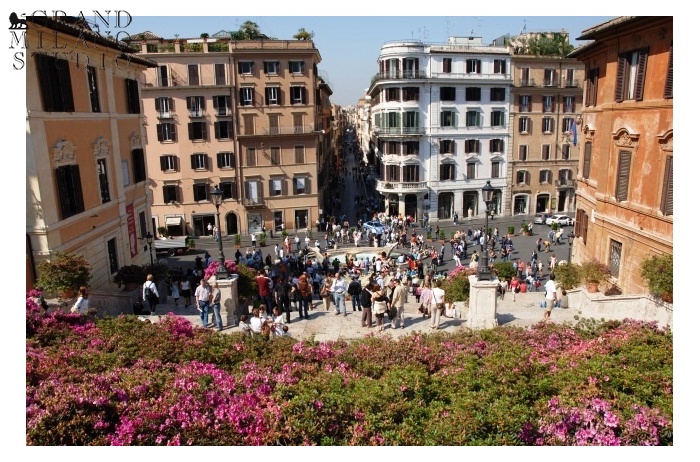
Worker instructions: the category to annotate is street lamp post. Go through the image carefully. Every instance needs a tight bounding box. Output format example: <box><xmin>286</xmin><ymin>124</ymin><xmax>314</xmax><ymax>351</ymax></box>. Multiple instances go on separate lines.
<box><xmin>567</xmin><ymin>231</ymin><xmax>575</xmax><ymax>264</ymax></box>
<box><xmin>209</xmin><ymin>186</ymin><xmax>229</xmax><ymax>280</ymax></box>
<box><xmin>478</xmin><ymin>180</ymin><xmax>495</xmax><ymax>281</ymax></box>
<box><xmin>145</xmin><ymin>232</ymin><xmax>154</xmax><ymax>268</ymax></box>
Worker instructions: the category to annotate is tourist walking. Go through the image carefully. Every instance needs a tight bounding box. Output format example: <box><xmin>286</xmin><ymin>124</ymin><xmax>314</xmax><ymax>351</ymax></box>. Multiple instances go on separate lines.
<box><xmin>331</xmin><ymin>272</ymin><xmax>349</xmax><ymax>316</ymax></box>
<box><xmin>391</xmin><ymin>277</ymin><xmax>407</xmax><ymax>329</ymax></box>
<box><xmin>431</xmin><ymin>280</ymin><xmax>445</xmax><ymax>330</ymax></box>
<box><xmin>194</xmin><ymin>278</ymin><xmax>211</xmax><ymax>328</ymax></box>
<box><xmin>371</xmin><ymin>283</ymin><xmax>388</xmax><ymax>332</ymax></box>
<box><xmin>360</xmin><ymin>281</ymin><xmax>374</xmax><ymax>328</ymax></box>
<box><xmin>544</xmin><ymin>274</ymin><xmax>558</xmax><ymax>321</ymax></box>
<box><xmin>142</xmin><ymin>274</ymin><xmax>159</xmax><ymax>316</ymax></box>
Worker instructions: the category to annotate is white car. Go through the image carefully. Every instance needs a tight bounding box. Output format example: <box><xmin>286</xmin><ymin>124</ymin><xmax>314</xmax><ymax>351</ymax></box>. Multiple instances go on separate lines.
<box><xmin>546</xmin><ymin>214</ymin><xmax>574</xmax><ymax>226</ymax></box>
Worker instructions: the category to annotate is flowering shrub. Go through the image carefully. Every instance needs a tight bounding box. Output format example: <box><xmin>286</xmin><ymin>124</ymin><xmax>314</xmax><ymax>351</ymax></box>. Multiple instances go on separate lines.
<box><xmin>443</xmin><ymin>266</ymin><xmax>477</xmax><ymax>303</ymax></box>
<box><xmin>35</xmin><ymin>251</ymin><xmax>91</xmax><ymax>295</ymax></box>
<box><xmin>640</xmin><ymin>253</ymin><xmax>673</xmax><ymax>302</ymax></box>
<box><xmin>26</xmin><ymin>302</ymin><xmax>673</xmax><ymax>445</ymax></box>
<box><xmin>203</xmin><ymin>259</ymin><xmax>237</xmax><ymax>280</ymax></box>
<box><xmin>520</xmin><ymin>397</ymin><xmax>671</xmax><ymax>445</ymax></box>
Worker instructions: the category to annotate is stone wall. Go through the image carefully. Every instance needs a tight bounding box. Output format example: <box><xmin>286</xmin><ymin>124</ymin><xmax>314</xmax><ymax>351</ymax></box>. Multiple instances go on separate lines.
<box><xmin>568</xmin><ymin>288</ymin><xmax>673</xmax><ymax>330</ymax></box>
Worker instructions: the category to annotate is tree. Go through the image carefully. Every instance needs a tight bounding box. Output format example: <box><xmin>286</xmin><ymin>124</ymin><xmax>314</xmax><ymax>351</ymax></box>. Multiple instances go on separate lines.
<box><xmin>230</xmin><ymin>21</ymin><xmax>262</xmax><ymax>40</ymax></box>
<box><xmin>200</xmin><ymin>33</ymin><xmax>209</xmax><ymax>39</ymax></box>
<box><xmin>293</xmin><ymin>28</ymin><xmax>314</xmax><ymax>40</ymax></box>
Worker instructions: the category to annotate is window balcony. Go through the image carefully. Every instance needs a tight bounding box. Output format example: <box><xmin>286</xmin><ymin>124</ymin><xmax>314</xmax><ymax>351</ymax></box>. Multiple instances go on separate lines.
<box><xmin>518</xmin><ymin>78</ymin><xmax>535</xmax><ymax>87</ymax></box>
<box><xmin>243</xmin><ymin>198</ymin><xmax>265</xmax><ymax>208</ymax></box>
<box><xmin>374</xmin><ymin>126</ymin><xmax>425</xmax><ymax>136</ymax></box>
<box><xmin>259</xmin><ymin>124</ymin><xmax>316</xmax><ymax>136</ymax></box>
<box><xmin>555</xmin><ymin>179</ymin><xmax>576</xmax><ymax>189</ymax></box>
<box><xmin>215</xmin><ymin>108</ymin><xmax>231</xmax><ymax>117</ymax></box>
<box><xmin>376</xmin><ymin>180</ymin><xmax>428</xmax><ymax>193</ymax></box>
<box><xmin>563</xmin><ymin>79</ymin><xmax>580</xmax><ymax>88</ymax></box>
<box><xmin>189</xmin><ymin>109</ymin><xmax>206</xmax><ymax>118</ymax></box>
<box><xmin>157</xmin><ymin>111</ymin><xmax>174</xmax><ymax>119</ymax></box>
<box><xmin>371</xmin><ymin>70</ymin><xmax>427</xmax><ymax>84</ymax></box>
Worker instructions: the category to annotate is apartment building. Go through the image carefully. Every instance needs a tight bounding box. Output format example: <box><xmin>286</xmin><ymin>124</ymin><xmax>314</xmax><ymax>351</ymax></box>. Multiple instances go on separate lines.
<box><xmin>367</xmin><ymin>37</ymin><xmax>511</xmax><ymax>221</ymax></box>
<box><xmin>569</xmin><ymin>16</ymin><xmax>672</xmax><ymax>295</ymax></box>
<box><xmin>26</xmin><ymin>16</ymin><xmax>157</xmax><ymax>291</ymax></box>
<box><xmin>127</xmin><ymin>33</ymin><xmax>330</xmax><ymax>237</ymax></box>
<box><xmin>509</xmin><ymin>54</ymin><xmax>584</xmax><ymax>215</ymax></box>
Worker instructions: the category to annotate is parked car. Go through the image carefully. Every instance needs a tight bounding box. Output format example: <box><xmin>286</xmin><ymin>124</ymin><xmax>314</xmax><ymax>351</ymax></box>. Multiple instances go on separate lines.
<box><xmin>546</xmin><ymin>214</ymin><xmax>575</xmax><ymax>226</ymax></box>
<box><xmin>534</xmin><ymin>213</ymin><xmax>552</xmax><ymax>225</ymax></box>
<box><xmin>362</xmin><ymin>220</ymin><xmax>386</xmax><ymax>235</ymax></box>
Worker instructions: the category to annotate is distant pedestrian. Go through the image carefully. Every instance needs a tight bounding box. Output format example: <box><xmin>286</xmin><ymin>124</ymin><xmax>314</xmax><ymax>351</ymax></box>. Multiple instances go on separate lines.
<box><xmin>142</xmin><ymin>274</ymin><xmax>159</xmax><ymax>316</ymax></box>
<box><xmin>207</xmin><ymin>223</ymin><xmax>213</xmax><ymax>236</ymax></box>
<box><xmin>251</xmin><ymin>232</ymin><xmax>257</xmax><ymax>249</ymax></box>
<box><xmin>195</xmin><ymin>278</ymin><xmax>211</xmax><ymax>327</ymax></box>
<box><xmin>544</xmin><ymin>274</ymin><xmax>558</xmax><ymax>321</ymax></box>
<box><xmin>210</xmin><ymin>281</ymin><xmax>223</xmax><ymax>331</ymax></box>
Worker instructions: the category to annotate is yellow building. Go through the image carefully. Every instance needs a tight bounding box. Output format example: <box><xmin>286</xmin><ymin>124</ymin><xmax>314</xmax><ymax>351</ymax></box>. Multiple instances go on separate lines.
<box><xmin>509</xmin><ymin>54</ymin><xmax>584</xmax><ymax>216</ymax></box>
<box><xmin>570</xmin><ymin>16</ymin><xmax>672</xmax><ymax>295</ymax></box>
<box><xmin>26</xmin><ymin>16</ymin><xmax>157</xmax><ymax>292</ymax></box>
<box><xmin>127</xmin><ymin>33</ymin><xmax>331</xmax><ymax>238</ymax></box>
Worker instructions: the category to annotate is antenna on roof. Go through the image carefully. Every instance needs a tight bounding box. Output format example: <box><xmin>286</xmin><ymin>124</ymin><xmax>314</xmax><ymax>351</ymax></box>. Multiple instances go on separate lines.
<box><xmin>521</xmin><ymin>19</ymin><xmax>527</xmax><ymax>34</ymax></box>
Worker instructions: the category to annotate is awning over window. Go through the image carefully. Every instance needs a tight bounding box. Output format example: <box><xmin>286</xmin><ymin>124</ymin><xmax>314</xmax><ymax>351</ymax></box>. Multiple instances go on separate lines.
<box><xmin>165</xmin><ymin>217</ymin><xmax>182</xmax><ymax>226</ymax></box>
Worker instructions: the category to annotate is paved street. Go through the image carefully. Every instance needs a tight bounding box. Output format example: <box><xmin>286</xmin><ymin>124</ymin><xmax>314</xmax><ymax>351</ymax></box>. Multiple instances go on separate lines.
<box><xmin>150</xmin><ymin>127</ymin><xmax>578</xmax><ymax>340</ymax></box>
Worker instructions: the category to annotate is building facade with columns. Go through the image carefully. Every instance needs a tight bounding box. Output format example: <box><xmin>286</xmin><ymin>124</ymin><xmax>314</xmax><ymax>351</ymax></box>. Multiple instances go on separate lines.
<box><xmin>26</xmin><ymin>16</ymin><xmax>157</xmax><ymax>292</ymax></box>
<box><xmin>569</xmin><ymin>16</ymin><xmax>672</xmax><ymax>296</ymax></box>
<box><xmin>127</xmin><ymin>33</ymin><xmax>332</xmax><ymax>238</ymax></box>
<box><xmin>367</xmin><ymin>37</ymin><xmax>512</xmax><ymax>222</ymax></box>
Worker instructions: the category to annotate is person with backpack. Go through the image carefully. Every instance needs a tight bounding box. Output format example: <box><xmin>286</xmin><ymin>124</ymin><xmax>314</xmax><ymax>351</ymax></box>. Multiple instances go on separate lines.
<box><xmin>142</xmin><ymin>274</ymin><xmax>159</xmax><ymax>316</ymax></box>
<box><xmin>360</xmin><ymin>281</ymin><xmax>374</xmax><ymax>328</ymax></box>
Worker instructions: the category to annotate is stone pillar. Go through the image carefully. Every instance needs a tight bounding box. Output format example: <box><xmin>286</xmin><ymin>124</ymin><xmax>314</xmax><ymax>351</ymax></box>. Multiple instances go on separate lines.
<box><xmin>212</xmin><ymin>274</ymin><xmax>240</xmax><ymax>327</ymax></box>
<box><xmin>398</xmin><ymin>193</ymin><xmax>405</xmax><ymax>217</ymax></box>
<box><xmin>466</xmin><ymin>275</ymin><xmax>499</xmax><ymax>329</ymax></box>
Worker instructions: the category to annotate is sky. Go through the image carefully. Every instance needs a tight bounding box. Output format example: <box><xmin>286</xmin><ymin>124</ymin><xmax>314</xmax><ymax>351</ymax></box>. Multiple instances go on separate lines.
<box><xmin>8</xmin><ymin>1</ymin><xmax>697</xmax><ymax>456</ymax></box>
<box><xmin>120</xmin><ymin>16</ymin><xmax>615</xmax><ymax>106</ymax></box>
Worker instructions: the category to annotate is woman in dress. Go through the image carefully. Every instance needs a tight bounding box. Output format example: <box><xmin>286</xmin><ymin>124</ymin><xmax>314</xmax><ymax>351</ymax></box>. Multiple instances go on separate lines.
<box><xmin>320</xmin><ymin>276</ymin><xmax>333</xmax><ymax>311</ymax></box>
<box><xmin>271</xmin><ymin>306</ymin><xmax>286</xmax><ymax>337</ymax></box>
<box><xmin>170</xmin><ymin>278</ymin><xmax>180</xmax><ymax>306</ymax></box>
<box><xmin>180</xmin><ymin>276</ymin><xmax>192</xmax><ymax>307</ymax></box>
<box><xmin>371</xmin><ymin>283</ymin><xmax>388</xmax><ymax>332</ymax></box>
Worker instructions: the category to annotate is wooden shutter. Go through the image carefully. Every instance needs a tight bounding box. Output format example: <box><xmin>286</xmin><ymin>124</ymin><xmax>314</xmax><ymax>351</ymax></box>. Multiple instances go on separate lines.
<box><xmin>616</xmin><ymin>150</ymin><xmax>632</xmax><ymax>201</ymax></box>
<box><xmin>156</xmin><ymin>124</ymin><xmax>164</xmax><ymax>142</ymax></box>
<box><xmin>476</xmin><ymin>60</ymin><xmax>481</xmax><ymax>74</ymax></box>
<box><xmin>203</xmin><ymin>155</ymin><xmax>209</xmax><ymax>170</ymax></box>
<box><xmin>265</xmin><ymin>88</ymin><xmax>270</xmax><ymax>105</ymax></box>
<box><xmin>59</xmin><ymin>59</ymin><xmax>75</xmax><ymax>112</ymax></box>
<box><xmin>634</xmin><ymin>48</ymin><xmax>648</xmax><ymax>101</ymax></box>
<box><xmin>614</xmin><ymin>54</ymin><xmax>627</xmax><ymax>102</ymax></box>
<box><xmin>664</xmin><ymin>45</ymin><xmax>673</xmax><ymax>99</ymax></box>
<box><xmin>160</xmin><ymin>156</ymin><xmax>167</xmax><ymax>171</ymax></box>
<box><xmin>188</xmin><ymin>64</ymin><xmax>199</xmax><ymax>85</ymax></box>
<box><xmin>586</xmin><ymin>68</ymin><xmax>599</xmax><ymax>107</ymax></box>
<box><xmin>190</xmin><ymin>154</ymin><xmax>196</xmax><ymax>170</ymax></box>
<box><xmin>188</xmin><ymin>123</ymin><xmax>194</xmax><ymax>140</ymax></box>
<box><xmin>215</xmin><ymin>63</ymin><xmax>226</xmax><ymax>84</ymax></box>
<box><xmin>583</xmin><ymin>142</ymin><xmax>592</xmax><ymax>179</ymax></box>
<box><xmin>661</xmin><ymin>155</ymin><xmax>673</xmax><ymax>215</ymax></box>
<box><xmin>171</xmin><ymin>124</ymin><xmax>177</xmax><ymax>142</ymax></box>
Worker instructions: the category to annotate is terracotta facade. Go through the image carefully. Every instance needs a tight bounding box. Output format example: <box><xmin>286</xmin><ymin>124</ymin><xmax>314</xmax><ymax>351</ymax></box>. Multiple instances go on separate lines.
<box><xmin>570</xmin><ymin>16</ymin><xmax>673</xmax><ymax>295</ymax></box>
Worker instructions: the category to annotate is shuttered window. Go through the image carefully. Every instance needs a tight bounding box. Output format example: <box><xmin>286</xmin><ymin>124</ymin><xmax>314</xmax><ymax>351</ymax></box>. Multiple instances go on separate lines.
<box><xmin>188</xmin><ymin>64</ymin><xmax>199</xmax><ymax>85</ymax></box>
<box><xmin>614</xmin><ymin>48</ymin><xmax>648</xmax><ymax>102</ymax></box>
<box><xmin>215</xmin><ymin>63</ymin><xmax>226</xmax><ymax>85</ymax></box>
<box><xmin>442</xmin><ymin>58</ymin><xmax>452</xmax><ymax>73</ymax></box>
<box><xmin>586</xmin><ymin>68</ymin><xmax>599</xmax><ymax>106</ymax></box>
<box><xmin>36</xmin><ymin>53</ymin><xmax>75</xmax><ymax>112</ymax></box>
<box><xmin>583</xmin><ymin>142</ymin><xmax>592</xmax><ymax>179</ymax></box>
<box><xmin>664</xmin><ymin>45</ymin><xmax>673</xmax><ymax>99</ymax></box>
<box><xmin>55</xmin><ymin>165</ymin><xmax>84</xmax><ymax>219</ymax></box>
<box><xmin>616</xmin><ymin>150</ymin><xmax>632</xmax><ymax>201</ymax></box>
<box><xmin>661</xmin><ymin>155</ymin><xmax>673</xmax><ymax>215</ymax></box>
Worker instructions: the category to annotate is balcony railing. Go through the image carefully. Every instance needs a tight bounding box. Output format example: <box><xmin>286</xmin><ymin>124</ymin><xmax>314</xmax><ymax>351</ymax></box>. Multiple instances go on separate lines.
<box><xmin>371</xmin><ymin>70</ymin><xmax>427</xmax><ymax>84</ymax></box>
<box><xmin>215</xmin><ymin>108</ymin><xmax>231</xmax><ymax>117</ymax></box>
<box><xmin>258</xmin><ymin>124</ymin><xmax>317</xmax><ymax>136</ymax></box>
<box><xmin>555</xmin><ymin>179</ymin><xmax>575</xmax><ymax>188</ymax></box>
<box><xmin>189</xmin><ymin>109</ymin><xmax>205</xmax><ymax>118</ymax></box>
<box><xmin>374</xmin><ymin>126</ymin><xmax>425</xmax><ymax>136</ymax></box>
<box><xmin>376</xmin><ymin>180</ymin><xmax>428</xmax><ymax>193</ymax></box>
<box><xmin>243</xmin><ymin>198</ymin><xmax>265</xmax><ymax>208</ymax></box>
<box><xmin>518</xmin><ymin>78</ymin><xmax>536</xmax><ymax>87</ymax></box>
<box><xmin>562</xmin><ymin>79</ymin><xmax>580</xmax><ymax>88</ymax></box>
<box><xmin>157</xmin><ymin>111</ymin><xmax>174</xmax><ymax>119</ymax></box>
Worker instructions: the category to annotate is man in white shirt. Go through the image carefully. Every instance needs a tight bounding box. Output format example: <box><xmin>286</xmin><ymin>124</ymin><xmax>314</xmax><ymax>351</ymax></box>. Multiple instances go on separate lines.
<box><xmin>544</xmin><ymin>274</ymin><xmax>558</xmax><ymax>321</ymax></box>
<box><xmin>331</xmin><ymin>272</ymin><xmax>348</xmax><ymax>316</ymax></box>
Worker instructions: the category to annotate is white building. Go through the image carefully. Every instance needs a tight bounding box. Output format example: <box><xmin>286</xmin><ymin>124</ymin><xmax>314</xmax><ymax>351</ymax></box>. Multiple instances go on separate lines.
<box><xmin>367</xmin><ymin>37</ymin><xmax>511</xmax><ymax>221</ymax></box>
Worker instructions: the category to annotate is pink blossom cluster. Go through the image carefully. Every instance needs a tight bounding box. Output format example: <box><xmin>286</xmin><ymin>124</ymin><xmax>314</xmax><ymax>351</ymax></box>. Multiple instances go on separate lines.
<box><xmin>203</xmin><ymin>259</ymin><xmax>238</xmax><ymax>280</ymax></box>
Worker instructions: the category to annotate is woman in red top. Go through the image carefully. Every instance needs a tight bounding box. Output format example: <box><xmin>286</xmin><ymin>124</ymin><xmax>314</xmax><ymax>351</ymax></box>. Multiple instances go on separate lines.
<box><xmin>510</xmin><ymin>276</ymin><xmax>520</xmax><ymax>302</ymax></box>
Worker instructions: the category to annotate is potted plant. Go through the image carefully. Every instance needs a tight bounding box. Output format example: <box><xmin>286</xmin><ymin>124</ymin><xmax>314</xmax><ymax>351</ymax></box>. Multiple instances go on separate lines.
<box><xmin>507</xmin><ymin>226</ymin><xmax>515</xmax><ymax>236</ymax></box>
<box><xmin>426</xmin><ymin>231</ymin><xmax>433</xmax><ymax>241</ymax></box>
<box><xmin>113</xmin><ymin>264</ymin><xmax>148</xmax><ymax>290</ymax></box>
<box><xmin>157</xmin><ymin>226</ymin><xmax>168</xmax><ymax>238</ymax></box>
<box><xmin>186</xmin><ymin>236</ymin><xmax>196</xmax><ymax>250</ymax></box>
<box><xmin>521</xmin><ymin>221</ymin><xmax>532</xmax><ymax>236</ymax></box>
<box><xmin>640</xmin><ymin>253</ymin><xmax>673</xmax><ymax>303</ymax></box>
<box><xmin>439</xmin><ymin>229</ymin><xmax>446</xmax><ymax>242</ymax></box>
<box><xmin>257</xmin><ymin>233</ymin><xmax>266</xmax><ymax>247</ymax></box>
<box><xmin>579</xmin><ymin>259</ymin><xmax>611</xmax><ymax>293</ymax></box>
<box><xmin>306</xmin><ymin>229</ymin><xmax>313</xmax><ymax>239</ymax></box>
<box><xmin>232</xmin><ymin>233</ymin><xmax>241</xmax><ymax>248</ymax></box>
<box><xmin>35</xmin><ymin>251</ymin><xmax>92</xmax><ymax>298</ymax></box>
<box><xmin>281</xmin><ymin>230</ymin><xmax>288</xmax><ymax>239</ymax></box>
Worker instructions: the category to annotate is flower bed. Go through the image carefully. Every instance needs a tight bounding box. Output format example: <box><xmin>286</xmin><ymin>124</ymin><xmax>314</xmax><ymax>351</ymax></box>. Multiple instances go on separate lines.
<box><xmin>26</xmin><ymin>294</ymin><xmax>673</xmax><ymax>445</ymax></box>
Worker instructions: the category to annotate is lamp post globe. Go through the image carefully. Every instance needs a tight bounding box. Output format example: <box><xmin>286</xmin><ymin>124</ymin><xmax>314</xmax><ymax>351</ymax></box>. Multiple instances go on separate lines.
<box><xmin>145</xmin><ymin>232</ymin><xmax>154</xmax><ymax>268</ymax></box>
<box><xmin>209</xmin><ymin>186</ymin><xmax>228</xmax><ymax>280</ymax></box>
<box><xmin>478</xmin><ymin>180</ymin><xmax>495</xmax><ymax>281</ymax></box>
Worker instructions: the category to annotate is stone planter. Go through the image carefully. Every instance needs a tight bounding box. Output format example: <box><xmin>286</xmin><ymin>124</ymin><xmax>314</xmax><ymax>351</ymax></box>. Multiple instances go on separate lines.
<box><xmin>586</xmin><ymin>282</ymin><xmax>600</xmax><ymax>293</ymax></box>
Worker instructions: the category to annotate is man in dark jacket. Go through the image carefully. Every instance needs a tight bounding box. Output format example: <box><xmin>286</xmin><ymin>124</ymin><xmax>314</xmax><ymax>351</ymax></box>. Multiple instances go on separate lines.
<box><xmin>347</xmin><ymin>275</ymin><xmax>362</xmax><ymax>312</ymax></box>
<box><xmin>273</xmin><ymin>276</ymin><xmax>292</xmax><ymax>323</ymax></box>
<box><xmin>360</xmin><ymin>281</ymin><xmax>373</xmax><ymax>328</ymax></box>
